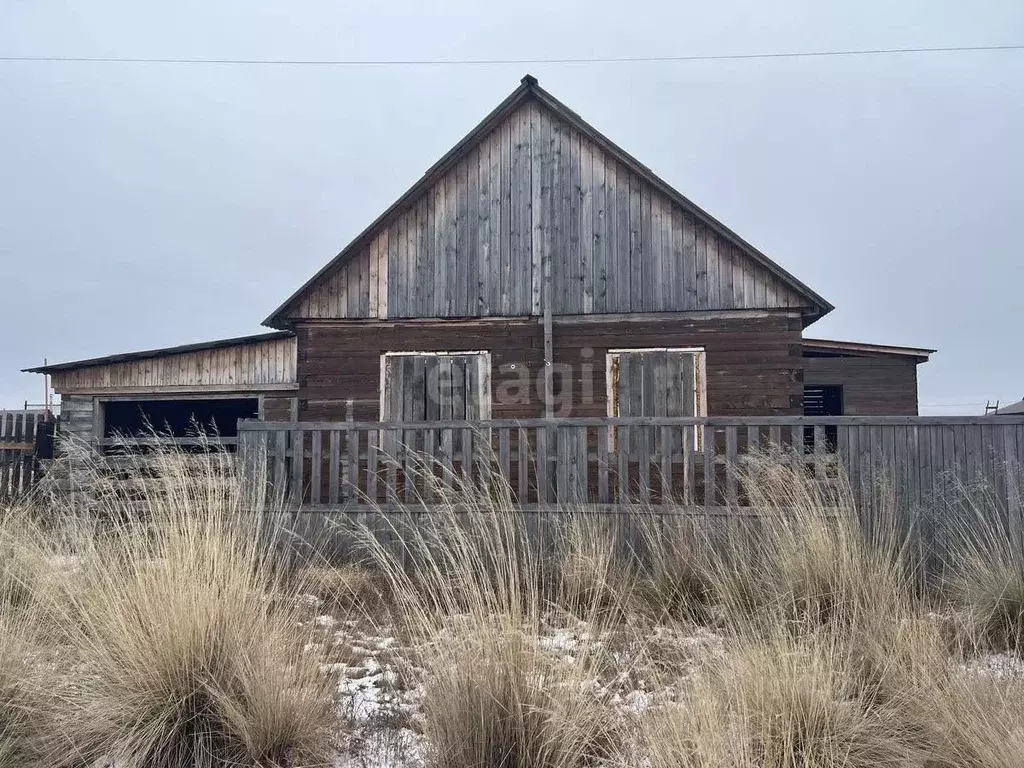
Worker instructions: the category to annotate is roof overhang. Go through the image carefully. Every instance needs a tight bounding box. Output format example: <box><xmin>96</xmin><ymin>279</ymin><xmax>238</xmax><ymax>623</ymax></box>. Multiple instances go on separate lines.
<box><xmin>22</xmin><ymin>331</ymin><xmax>294</xmax><ymax>374</ymax></box>
<box><xmin>803</xmin><ymin>337</ymin><xmax>935</xmax><ymax>364</ymax></box>
<box><xmin>262</xmin><ymin>74</ymin><xmax>834</xmax><ymax>329</ymax></box>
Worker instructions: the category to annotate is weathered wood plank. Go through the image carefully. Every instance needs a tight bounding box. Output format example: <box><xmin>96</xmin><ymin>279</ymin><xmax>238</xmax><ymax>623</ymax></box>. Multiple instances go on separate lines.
<box><xmin>725</xmin><ymin>425</ymin><xmax>739</xmax><ymax>505</ymax></box>
<box><xmin>628</xmin><ymin>173</ymin><xmax>643</xmax><ymax>312</ymax></box>
<box><xmin>592</xmin><ymin>146</ymin><xmax>608</xmax><ymax>313</ymax></box>
<box><xmin>529</xmin><ymin>103</ymin><xmax>544</xmax><ymax>316</ymax></box>
<box><xmin>536</xmin><ymin>425</ymin><xmax>550</xmax><ymax>504</ymax></box>
<box><xmin>580</xmin><ymin>137</ymin><xmax>595</xmax><ymax>314</ymax></box>
<box><xmin>518</xmin><ymin>426</ymin><xmax>529</xmax><ymax>502</ymax></box>
<box><xmin>291</xmin><ymin>429</ymin><xmax>305</xmax><ymax>504</ymax></box>
<box><xmin>660</xmin><ymin>424</ymin><xmax>672</xmax><ymax>504</ymax></box>
<box><xmin>703</xmin><ymin>425</ymin><xmax>715</xmax><ymax>507</ymax></box>
<box><xmin>598</xmin><ymin>425</ymin><xmax>610</xmax><ymax>504</ymax></box>
<box><xmin>310</xmin><ymin>429</ymin><xmax>322</xmax><ymax>505</ymax></box>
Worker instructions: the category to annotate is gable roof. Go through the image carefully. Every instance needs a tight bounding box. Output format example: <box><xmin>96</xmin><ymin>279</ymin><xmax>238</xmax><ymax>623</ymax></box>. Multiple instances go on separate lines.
<box><xmin>22</xmin><ymin>331</ymin><xmax>294</xmax><ymax>374</ymax></box>
<box><xmin>263</xmin><ymin>75</ymin><xmax>833</xmax><ymax>329</ymax></box>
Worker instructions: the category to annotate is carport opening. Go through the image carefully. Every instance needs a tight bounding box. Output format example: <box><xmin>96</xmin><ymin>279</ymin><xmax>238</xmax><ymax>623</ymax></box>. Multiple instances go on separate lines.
<box><xmin>103</xmin><ymin>398</ymin><xmax>259</xmax><ymax>441</ymax></box>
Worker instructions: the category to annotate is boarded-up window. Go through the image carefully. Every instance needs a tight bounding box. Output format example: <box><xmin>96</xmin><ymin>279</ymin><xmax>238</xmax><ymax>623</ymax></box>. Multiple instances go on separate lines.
<box><xmin>607</xmin><ymin>348</ymin><xmax>706</xmax><ymax>451</ymax></box>
<box><xmin>380</xmin><ymin>352</ymin><xmax>491</xmax><ymax>423</ymax></box>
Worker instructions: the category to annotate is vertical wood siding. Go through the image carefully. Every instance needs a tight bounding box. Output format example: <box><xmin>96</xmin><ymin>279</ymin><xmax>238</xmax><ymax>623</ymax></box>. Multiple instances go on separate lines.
<box><xmin>286</xmin><ymin>101</ymin><xmax>808</xmax><ymax>321</ymax></box>
<box><xmin>50</xmin><ymin>336</ymin><xmax>297</xmax><ymax>393</ymax></box>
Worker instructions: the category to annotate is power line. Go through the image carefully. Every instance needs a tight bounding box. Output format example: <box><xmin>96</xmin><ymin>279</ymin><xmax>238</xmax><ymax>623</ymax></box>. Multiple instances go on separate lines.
<box><xmin>0</xmin><ymin>44</ymin><xmax>1022</xmax><ymax>67</ymax></box>
<box><xmin>920</xmin><ymin>403</ymin><xmax>988</xmax><ymax>408</ymax></box>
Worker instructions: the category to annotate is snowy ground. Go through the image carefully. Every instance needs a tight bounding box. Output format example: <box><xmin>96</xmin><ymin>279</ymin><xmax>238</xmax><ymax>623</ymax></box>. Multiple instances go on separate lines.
<box><xmin>292</xmin><ymin>598</ymin><xmax>1024</xmax><ymax>768</ymax></box>
<box><xmin>291</xmin><ymin>593</ymin><xmax>728</xmax><ymax>768</ymax></box>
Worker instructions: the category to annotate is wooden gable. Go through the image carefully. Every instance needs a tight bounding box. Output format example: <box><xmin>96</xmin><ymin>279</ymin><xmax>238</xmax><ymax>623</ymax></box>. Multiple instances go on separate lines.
<box><xmin>266</xmin><ymin>78</ymin><xmax>831</xmax><ymax>326</ymax></box>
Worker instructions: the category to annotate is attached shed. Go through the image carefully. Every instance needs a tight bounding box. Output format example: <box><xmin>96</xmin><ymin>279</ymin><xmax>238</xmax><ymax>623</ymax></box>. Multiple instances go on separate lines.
<box><xmin>801</xmin><ymin>339</ymin><xmax>934</xmax><ymax>417</ymax></box>
<box><xmin>24</xmin><ymin>332</ymin><xmax>297</xmax><ymax>448</ymax></box>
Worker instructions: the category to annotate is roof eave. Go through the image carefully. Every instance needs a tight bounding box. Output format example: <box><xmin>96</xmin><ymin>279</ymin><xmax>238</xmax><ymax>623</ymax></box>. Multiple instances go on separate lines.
<box><xmin>803</xmin><ymin>337</ymin><xmax>936</xmax><ymax>363</ymax></box>
<box><xmin>22</xmin><ymin>330</ymin><xmax>295</xmax><ymax>374</ymax></box>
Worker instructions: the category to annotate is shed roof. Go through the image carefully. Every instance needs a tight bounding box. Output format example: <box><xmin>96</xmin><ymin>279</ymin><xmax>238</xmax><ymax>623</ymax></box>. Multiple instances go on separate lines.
<box><xmin>802</xmin><ymin>338</ymin><xmax>935</xmax><ymax>363</ymax></box>
<box><xmin>263</xmin><ymin>74</ymin><xmax>834</xmax><ymax>329</ymax></box>
<box><xmin>22</xmin><ymin>331</ymin><xmax>295</xmax><ymax>374</ymax></box>
<box><xmin>992</xmin><ymin>400</ymin><xmax>1024</xmax><ymax>416</ymax></box>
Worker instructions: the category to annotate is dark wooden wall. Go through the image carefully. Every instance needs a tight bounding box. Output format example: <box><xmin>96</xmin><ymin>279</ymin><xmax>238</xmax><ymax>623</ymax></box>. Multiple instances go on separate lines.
<box><xmin>803</xmin><ymin>356</ymin><xmax>920</xmax><ymax>416</ymax></box>
<box><xmin>295</xmin><ymin>311</ymin><xmax>803</xmax><ymax>421</ymax></box>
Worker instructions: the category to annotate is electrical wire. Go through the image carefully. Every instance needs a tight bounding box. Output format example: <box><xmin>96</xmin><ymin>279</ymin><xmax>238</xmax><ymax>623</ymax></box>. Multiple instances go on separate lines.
<box><xmin>0</xmin><ymin>44</ymin><xmax>1022</xmax><ymax>67</ymax></box>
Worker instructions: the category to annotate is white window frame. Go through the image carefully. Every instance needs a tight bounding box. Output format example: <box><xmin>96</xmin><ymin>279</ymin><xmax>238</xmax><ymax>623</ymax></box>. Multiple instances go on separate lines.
<box><xmin>605</xmin><ymin>347</ymin><xmax>707</xmax><ymax>450</ymax></box>
<box><xmin>379</xmin><ymin>350</ymin><xmax>492</xmax><ymax>422</ymax></box>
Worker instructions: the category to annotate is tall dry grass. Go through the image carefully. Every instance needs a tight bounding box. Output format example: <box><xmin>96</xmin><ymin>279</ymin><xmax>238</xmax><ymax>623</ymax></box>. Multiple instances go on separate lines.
<box><xmin>628</xmin><ymin>452</ymin><xmax>921</xmax><ymax>633</ymax></box>
<box><xmin>0</xmin><ymin>612</ymin><xmax>45</xmax><ymax>768</ymax></box>
<box><xmin>638</xmin><ymin>452</ymin><xmax>1024</xmax><ymax>768</ymax></box>
<box><xmin>350</xmin><ymin>452</ymin><xmax>625</xmax><ymax>768</ymax></box>
<box><xmin>18</xmin><ymin>442</ymin><xmax>338</xmax><ymax>768</ymax></box>
<box><xmin>3</xmin><ymin>431</ymin><xmax>1023</xmax><ymax>767</ymax></box>
<box><xmin>944</xmin><ymin>475</ymin><xmax>1024</xmax><ymax>654</ymax></box>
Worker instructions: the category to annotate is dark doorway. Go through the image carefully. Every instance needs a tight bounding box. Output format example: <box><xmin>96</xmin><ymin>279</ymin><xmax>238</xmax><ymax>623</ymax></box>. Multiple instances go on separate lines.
<box><xmin>804</xmin><ymin>385</ymin><xmax>843</xmax><ymax>454</ymax></box>
<box><xmin>103</xmin><ymin>398</ymin><xmax>259</xmax><ymax>440</ymax></box>
<box><xmin>804</xmin><ymin>386</ymin><xmax>844</xmax><ymax>417</ymax></box>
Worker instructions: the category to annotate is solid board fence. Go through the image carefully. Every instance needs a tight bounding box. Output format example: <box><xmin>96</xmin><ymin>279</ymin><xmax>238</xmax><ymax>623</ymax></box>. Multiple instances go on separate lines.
<box><xmin>0</xmin><ymin>410</ymin><xmax>55</xmax><ymax>502</ymax></box>
<box><xmin>237</xmin><ymin>415</ymin><xmax>1024</xmax><ymax>567</ymax></box>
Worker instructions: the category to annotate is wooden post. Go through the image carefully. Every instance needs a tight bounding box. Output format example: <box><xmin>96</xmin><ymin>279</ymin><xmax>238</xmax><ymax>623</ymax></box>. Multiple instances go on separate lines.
<box><xmin>542</xmin><ymin>211</ymin><xmax>554</xmax><ymax>419</ymax></box>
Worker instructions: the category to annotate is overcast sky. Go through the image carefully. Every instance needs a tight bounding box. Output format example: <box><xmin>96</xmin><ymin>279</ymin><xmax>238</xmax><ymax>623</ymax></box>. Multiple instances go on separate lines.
<box><xmin>2</xmin><ymin>1</ymin><xmax>1022</xmax><ymax>415</ymax></box>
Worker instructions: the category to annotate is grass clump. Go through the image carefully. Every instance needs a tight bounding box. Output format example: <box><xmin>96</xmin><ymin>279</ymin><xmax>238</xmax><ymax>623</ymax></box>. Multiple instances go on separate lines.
<box><xmin>0</xmin><ymin>612</ymin><xmax>48</xmax><ymax>768</ymax></box>
<box><xmin>354</xmin><ymin>458</ymin><xmax>625</xmax><ymax>768</ymax></box>
<box><xmin>946</xmin><ymin>487</ymin><xmax>1024</xmax><ymax>654</ymax></box>
<box><xmin>633</xmin><ymin>514</ymin><xmax>724</xmax><ymax>624</ymax></box>
<box><xmin>718</xmin><ymin>454</ymin><xmax>917</xmax><ymax>630</ymax></box>
<box><xmin>297</xmin><ymin>562</ymin><xmax>391</xmax><ymax>618</ymax></box>
<box><xmin>557</xmin><ymin>513</ymin><xmax>639</xmax><ymax>623</ymax></box>
<box><xmin>423</xmin><ymin>629</ymin><xmax>616</xmax><ymax>768</ymax></box>
<box><xmin>648</xmin><ymin>624</ymin><xmax>935</xmax><ymax>768</ymax></box>
<box><xmin>41</xmin><ymin>448</ymin><xmax>337</xmax><ymax>768</ymax></box>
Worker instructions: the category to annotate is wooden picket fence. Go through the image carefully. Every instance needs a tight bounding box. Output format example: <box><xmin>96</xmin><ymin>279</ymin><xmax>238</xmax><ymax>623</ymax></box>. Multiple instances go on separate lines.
<box><xmin>0</xmin><ymin>410</ymin><xmax>55</xmax><ymax>502</ymax></box>
<box><xmin>238</xmin><ymin>415</ymin><xmax>1024</xmax><ymax>516</ymax></box>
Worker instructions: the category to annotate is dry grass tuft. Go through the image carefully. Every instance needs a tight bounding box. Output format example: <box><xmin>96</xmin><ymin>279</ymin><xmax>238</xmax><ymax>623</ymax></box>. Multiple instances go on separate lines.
<box><xmin>633</xmin><ymin>514</ymin><xmax>724</xmax><ymax>624</ymax></box>
<box><xmin>423</xmin><ymin>630</ymin><xmax>617</xmax><ymax>768</ymax></box>
<box><xmin>353</xmin><ymin>455</ymin><xmax>628</xmax><ymax>768</ymax></box>
<box><xmin>39</xmin><ymin>446</ymin><xmax>337</xmax><ymax>768</ymax></box>
<box><xmin>946</xmin><ymin>485</ymin><xmax>1024</xmax><ymax>655</ymax></box>
<box><xmin>298</xmin><ymin>563</ymin><xmax>391</xmax><ymax>618</ymax></box>
<box><xmin>720</xmin><ymin>454</ymin><xmax>918</xmax><ymax>630</ymax></box>
<box><xmin>557</xmin><ymin>513</ymin><xmax>638</xmax><ymax>623</ymax></box>
<box><xmin>648</xmin><ymin>624</ymin><xmax>938</xmax><ymax>768</ymax></box>
<box><xmin>0</xmin><ymin>612</ymin><xmax>49</xmax><ymax>768</ymax></box>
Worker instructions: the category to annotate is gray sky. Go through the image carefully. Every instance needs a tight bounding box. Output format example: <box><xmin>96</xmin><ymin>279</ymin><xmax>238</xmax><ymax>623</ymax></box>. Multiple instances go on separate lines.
<box><xmin>2</xmin><ymin>1</ymin><xmax>1022</xmax><ymax>415</ymax></box>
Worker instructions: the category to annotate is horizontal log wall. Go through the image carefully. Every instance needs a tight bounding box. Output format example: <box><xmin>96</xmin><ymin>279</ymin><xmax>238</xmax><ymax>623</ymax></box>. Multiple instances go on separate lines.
<box><xmin>287</xmin><ymin>100</ymin><xmax>809</xmax><ymax>321</ymax></box>
<box><xmin>803</xmin><ymin>356</ymin><xmax>920</xmax><ymax>416</ymax></box>
<box><xmin>295</xmin><ymin>312</ymin><xmax>802</xmax><ymax>421</ymax></box>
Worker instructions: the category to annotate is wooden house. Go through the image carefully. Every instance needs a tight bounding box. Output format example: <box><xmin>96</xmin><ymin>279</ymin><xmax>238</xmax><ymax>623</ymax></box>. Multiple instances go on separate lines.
<box><xmin>25</xmin><ymin>76</ymin><xmax>932</xmax><ymax>446</ymax></box>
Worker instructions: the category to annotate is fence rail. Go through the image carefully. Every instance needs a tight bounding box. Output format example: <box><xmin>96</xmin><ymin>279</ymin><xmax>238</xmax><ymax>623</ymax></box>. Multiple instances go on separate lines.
<box><xmin>237</xmin><ymin>416</ymin><xmax>1024</xmax><ymax>520</ymax></box>
<box><xmin>0</xmin><ymin>410</ymin><xmax>55</xmax><ymax>502</ymax></box>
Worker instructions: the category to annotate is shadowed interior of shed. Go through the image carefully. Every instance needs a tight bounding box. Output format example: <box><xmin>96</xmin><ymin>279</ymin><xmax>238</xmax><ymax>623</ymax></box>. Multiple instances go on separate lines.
<box><xmin>102</xmin><ymin>398</ymin><xmax>259</xmax><ymax>439</ymax></box>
